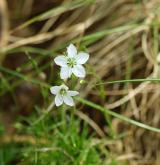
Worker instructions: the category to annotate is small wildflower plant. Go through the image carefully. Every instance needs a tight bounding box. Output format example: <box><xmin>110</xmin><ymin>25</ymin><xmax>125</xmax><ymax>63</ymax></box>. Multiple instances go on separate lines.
<box><xmin>50</xmin><ymin>44</ymin><xmax>89</xmax><ymax>106</ymax></box>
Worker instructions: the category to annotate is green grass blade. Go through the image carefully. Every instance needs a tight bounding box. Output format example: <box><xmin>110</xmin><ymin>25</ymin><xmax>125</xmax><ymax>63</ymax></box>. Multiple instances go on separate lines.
<box><xmin>95</xmin><ymin>78</ymin><xmax>160</xmax><ymax>85</ymax></box>
<box><xmin>0</xmin><ymin>66</ymin><xmax>50</xmax><ymax>88</ymax></box>
<box><xmin>13</xmin><ymin>0</ymin><xmax>95</xmax><ymax>31</ymax></box>
<box><xmin>77</xmin><ymin>97</ymin><xmax>160</xmax><ymax>133</ymax></box>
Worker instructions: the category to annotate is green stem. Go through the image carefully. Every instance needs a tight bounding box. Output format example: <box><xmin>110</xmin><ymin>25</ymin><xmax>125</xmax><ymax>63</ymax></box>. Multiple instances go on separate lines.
<box><xmin>95</xmin><ymin>78</ymin><xmax>160</xmax><ymax>85</ymax></box>
<box><xmin>70</xmin><ymin>106</ymin><xmax>75</xmax><ymax>131</ymax></box>
<box><xmin>77</xmin><ymin>97</ymin><xmax>160</xmax><ymax>133</ymax></box>
<box><xmin>61</xmin><ymin>105</ymin><xmax>66</xmax><ymax>130</ymax></box>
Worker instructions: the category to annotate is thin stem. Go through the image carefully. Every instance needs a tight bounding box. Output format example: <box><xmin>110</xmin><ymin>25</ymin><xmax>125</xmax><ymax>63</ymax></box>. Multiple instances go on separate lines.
<box><xmin>32</xmin><ymin>101</ymin><xmax>55</xmax><ymax>125</ymax></box>
<box><xmin>77</xmin><ymin>97</ymin><xmax>160</xmax><ymax>133</ymax></box>
<box><xmin>95</xmin><ymin>78</ymin><xmax>160</xmax><ymax>85</ymax></box>
<box><xmin>61</xmin><ymin>104</ymin><xmax>66</xmax><ymax>130</ymax></box>
<box><xmin>70</xmin><ymin>106</ymin><xmax>75</xmax><ymax>131</ymax></box>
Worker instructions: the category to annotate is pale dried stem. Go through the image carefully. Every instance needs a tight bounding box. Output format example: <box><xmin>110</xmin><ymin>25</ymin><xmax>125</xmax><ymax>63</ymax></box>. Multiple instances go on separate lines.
<box><xmin>0</xmin><ymin>0</ymin><xmax>9</xmax><ymax>63</ymax></box>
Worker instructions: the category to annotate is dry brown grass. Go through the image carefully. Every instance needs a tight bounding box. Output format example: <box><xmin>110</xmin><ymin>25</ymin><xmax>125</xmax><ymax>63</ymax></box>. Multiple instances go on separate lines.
<box><xmin>1</xmin><ymin>0</ymin><xmax>160</xmax><ymax>164</ymax></box>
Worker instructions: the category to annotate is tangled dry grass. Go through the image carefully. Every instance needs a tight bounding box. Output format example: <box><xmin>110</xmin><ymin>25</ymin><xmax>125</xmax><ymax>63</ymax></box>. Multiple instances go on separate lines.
<box><xmin>1</xmin><ymin>0</ymin><xmax>160</xmax><ymax>164</ymax></box>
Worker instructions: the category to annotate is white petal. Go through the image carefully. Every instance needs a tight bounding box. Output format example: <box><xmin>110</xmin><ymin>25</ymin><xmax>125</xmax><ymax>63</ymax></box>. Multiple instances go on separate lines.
<box><xmin>60</xmin><ymin>66</ymin><xmax>72</xmax><ymax>79</ymax></box>
<box><xmin>67</xmin><ymin>90</ymin><xmax>79</xmax><ymax>96</ymax></box>
<box><xmin>67</xmin><ymin>44</ymin><xmax>77</xmax><ymax>58</ymax></box>
<box><xmin>63</xmin><ymin>95</ymin><xmax>74</xmax><ymax>106</ymax></box>
<box><xmin>72</xmin><ymin>65</ymin><xmax>86</xmax><ymax>78</ymax></box>
<box><xmin>50</xmin><ymin>86</ymin><xmax>60</xmax><ymax>95</ymax></box>
<box><xmin>75</xmin><ymin>52</ymin><xmax>89</xmax><ymax>64</ymax></box>
<box><xmin>54</xmin><ymin>56</ymin><xmax>67</xmax><ymax>67</ymax></box>
<box><xmin>55</xmin><ymin>94</ymin><xmax>63</xmax><ymax>106</ymax></box>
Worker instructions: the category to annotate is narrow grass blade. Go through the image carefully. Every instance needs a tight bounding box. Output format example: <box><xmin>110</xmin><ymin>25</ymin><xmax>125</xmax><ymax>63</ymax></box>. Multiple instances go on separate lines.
<box><xmin>0</xmin><ymin>66</ymin><xmax>50</xmax><ymax>88</ymax></box>
<box><xmin>77</xmin><ymin>97</ymin><xmax>160</xmax><ymax>133</ymax></box>
<box><xmin>95</xmin><ymin>78</ymin><xmax>160</xmax><ymax>85</ymax></box>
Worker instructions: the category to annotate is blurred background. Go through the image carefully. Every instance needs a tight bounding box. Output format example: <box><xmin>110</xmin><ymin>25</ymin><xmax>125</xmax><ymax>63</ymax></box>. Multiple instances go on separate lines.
<box><xmin>0</xmin><ymin>0</ymin><xmax>160</xmax><ymax>164</ymax></box>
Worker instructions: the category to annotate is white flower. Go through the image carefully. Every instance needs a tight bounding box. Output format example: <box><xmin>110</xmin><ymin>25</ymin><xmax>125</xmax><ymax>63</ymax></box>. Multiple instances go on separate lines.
<box><xmin>54</xmin><ymin>44</ymin><xmax>89</xmax><ymax>79</ymax></box>
<box><xmin>50</xmin><ymin>84</ymin><xmax>79</xmax><ymax>106</ymax></box>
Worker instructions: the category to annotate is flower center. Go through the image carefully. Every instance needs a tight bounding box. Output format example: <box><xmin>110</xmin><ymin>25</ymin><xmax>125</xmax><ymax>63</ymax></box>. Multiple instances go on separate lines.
<box><xmin>67</xmin><ymin>58</ymin><xmax>76</xmax><ymax>68</ymax></box>
<box><xmin>59</xmin><ymin>88</ymin><xmax>67</xmax><ymax>95</ymax></box>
